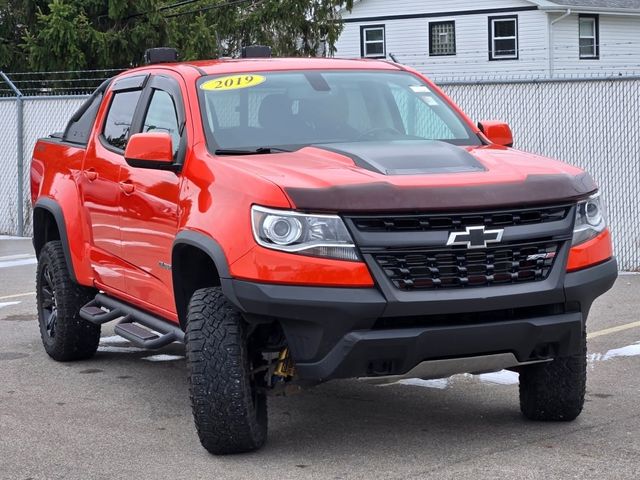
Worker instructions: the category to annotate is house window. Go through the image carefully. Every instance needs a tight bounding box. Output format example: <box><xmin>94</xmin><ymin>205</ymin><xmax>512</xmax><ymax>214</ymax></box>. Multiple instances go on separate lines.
<box><xmin>360</xmin><ymin>25</ymin><xmax>386</xmax><ymax>58</ymax></box>
<box><xmin>579</xmin><ymin>15</ymin><xmax>599</xmax><ymax>59</ymax></box>
<box><xmin>489</xmin><ymin>16</ymin><xmax>518</xmax><ymax>60</ymax></box>
<box><xmin>429</xmin><ymin>21</ymin><xmax>456</xmax><ymax>56</ymax></box>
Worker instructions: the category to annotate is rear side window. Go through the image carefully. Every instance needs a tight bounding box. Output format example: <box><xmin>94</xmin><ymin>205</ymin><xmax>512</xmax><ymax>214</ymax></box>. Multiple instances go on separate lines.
<box><xmin>103</xmin><ymin>90</ymin><xmax>142</xmax><ymax>150</ymax></box>
<box><xmin>142</xmin><ymin>90</ymin><xmax>181</xmax><ymax>156</ymax></box>
<box><xmin>62</xmin><ymin>91</ymin><xmax>103</xmax><ymax>145</ymax></box>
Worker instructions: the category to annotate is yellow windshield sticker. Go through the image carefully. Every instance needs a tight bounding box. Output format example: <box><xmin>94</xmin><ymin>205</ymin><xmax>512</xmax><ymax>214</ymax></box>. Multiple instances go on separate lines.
<box><xmin>200</xmin><ymin>74</ymin><xmax>266</xmax><ymax>91</ymax></box>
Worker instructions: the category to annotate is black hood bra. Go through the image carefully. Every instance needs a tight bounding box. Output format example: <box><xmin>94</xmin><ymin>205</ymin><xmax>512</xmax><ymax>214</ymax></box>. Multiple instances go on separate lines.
<box><xmin>284</xmin><ymin>140</ymin><xmax>597</xmax><ymax>212</ymax></box>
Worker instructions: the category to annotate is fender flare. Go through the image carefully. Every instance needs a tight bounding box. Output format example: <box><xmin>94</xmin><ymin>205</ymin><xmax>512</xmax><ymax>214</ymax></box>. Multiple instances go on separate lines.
<box><xmin>171</xmin><ymin>230</ymin><xmax>243</xmax><ymax>326</ymax></box>
<box><xmin>33</xmin><ymin>198</ymin><xmax>77</xmax><ymax>283</ymax></box>
<box><xmin>172</xmin><ymin>230</ymin><xmax>231</xmax><ymax>278</ymax></box>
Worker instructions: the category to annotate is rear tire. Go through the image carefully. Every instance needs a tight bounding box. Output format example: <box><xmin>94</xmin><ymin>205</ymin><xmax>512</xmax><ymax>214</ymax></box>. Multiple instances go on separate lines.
<box><xmin>36</xmin><ymin>241</ymin><xmax>100</xmax><ymax>361</ymax></box>
<box><xmin>519</xmin><ymin>330</ymin><xmax>587</xmax><ymax>421</ymax></box>
<box><xmin>185</xmin><ymin>287</ymin><xmax>267</xmax><ymax>455</ymax></box>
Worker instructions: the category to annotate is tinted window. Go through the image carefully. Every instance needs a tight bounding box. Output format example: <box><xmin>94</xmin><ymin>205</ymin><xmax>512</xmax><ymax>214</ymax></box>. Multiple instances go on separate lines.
<box><xmin>63</xmin><ymin>90</ymin><xmax>104</xmax><ymax>145</ymax></box>
<box><xmin>103</xmin><ymin>90</ymin><xmax>142</xmax><ymax>150</ymax></box>
<box><xmin>142</xmin><ymin>90</ymin><xmax>181</xmax><ymax>156</ymax></box>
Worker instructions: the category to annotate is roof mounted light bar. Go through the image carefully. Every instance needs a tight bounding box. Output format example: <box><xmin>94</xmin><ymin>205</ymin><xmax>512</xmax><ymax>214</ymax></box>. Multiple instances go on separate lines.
<box><xmin>241</xmin><ymin>45</ymin><xmax>272</xmax><ymax>58</ymax></box>
<box><xmin>145</xmin><ymin>47</ymin><xmax>179</xmax><ymax>65</ymax></box>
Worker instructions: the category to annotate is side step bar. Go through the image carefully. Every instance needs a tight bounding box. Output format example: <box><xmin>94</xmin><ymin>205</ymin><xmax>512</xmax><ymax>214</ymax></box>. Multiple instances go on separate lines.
<box><xmin>80</xmin><ymin>293</ymin><xmax>184</xmax><ymax>349</ymax></box>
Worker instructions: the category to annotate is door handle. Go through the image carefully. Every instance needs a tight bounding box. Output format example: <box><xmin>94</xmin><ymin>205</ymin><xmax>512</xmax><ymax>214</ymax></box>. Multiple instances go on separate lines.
<box><xmin>84</xmin><ymin>169</ymin><xmax>98</xmax><ymax>181</ymax></box>
<box><xmin>119</xmin><ymin>181</ymin><xmax>135</xmax><ymax>195</ymax></box>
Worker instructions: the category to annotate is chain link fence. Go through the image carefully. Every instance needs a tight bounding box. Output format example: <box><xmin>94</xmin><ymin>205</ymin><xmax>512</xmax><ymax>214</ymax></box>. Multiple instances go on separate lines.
<box><xmin>0</xmin><ymin>71</ymin><xmax>637</xmax><ymax>270</ymax></box>
<box><xmin>442</xmin><ymin>77</ymin><xmax>639</xmax><ymax>271</ymax></box>
<box><xmin>0</xmin><ymin>70</ymin><xmax>114</xmax><ymax>237</ymax></box>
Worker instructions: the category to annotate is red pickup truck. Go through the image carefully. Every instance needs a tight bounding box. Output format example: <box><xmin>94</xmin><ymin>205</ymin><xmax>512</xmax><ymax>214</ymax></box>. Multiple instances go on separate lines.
<box><xmin>31</xmin><ymin>49</ymin><xmax>616</xmax><ymax>454</ymax></box>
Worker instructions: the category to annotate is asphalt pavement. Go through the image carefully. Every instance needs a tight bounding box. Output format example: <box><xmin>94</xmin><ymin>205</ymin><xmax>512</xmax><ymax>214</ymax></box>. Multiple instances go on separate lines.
<box><xmin>1</xmin><ymin>237</ymin><xmax>638</xmax><ymax>480</ymax></box>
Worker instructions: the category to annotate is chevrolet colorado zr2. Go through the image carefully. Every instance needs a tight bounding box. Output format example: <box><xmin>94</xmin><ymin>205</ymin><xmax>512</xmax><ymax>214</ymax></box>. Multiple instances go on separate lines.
<box><xmin>30</xmin><ymin>49</ymin><xmax>617</xmax><ymax>454</ymax></box>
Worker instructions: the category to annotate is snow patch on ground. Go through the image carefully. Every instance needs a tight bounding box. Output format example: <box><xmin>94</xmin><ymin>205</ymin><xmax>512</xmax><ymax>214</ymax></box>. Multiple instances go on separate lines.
<box><xmin>386</xmin><ymin>370</ymin><xmax>520</xmax><ymax>389</ymax></box>
<box><xmin>142</xmin><ymin>354</ymin><xmax>184</xmax><ymax>362</ymax></box>
<box><xmin>589</xmin><ymin>341</ymin><xmax>640</xmax><ymax>362</ymax></box>
<box><xmin>99</xmin><ymin>335</ymin><xmax>131</xmax><ymax>345</ymax></box>
<box><xmin>97</xmin><ymin>345</ymin><xmax>146</xmax><ymax>353</ymax></box>
<box><xmin>0</xmin><ymin>301</ymin><xmax>21</xmax><ymax>309</ymax></box>
<box><xmin>478</xmin><ymin>370</ymin><xmax>520</xmax><ymax>385</ymax></box>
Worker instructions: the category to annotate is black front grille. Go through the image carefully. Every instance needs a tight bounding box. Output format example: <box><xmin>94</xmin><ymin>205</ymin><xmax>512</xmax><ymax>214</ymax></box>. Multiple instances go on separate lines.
<box><xmin>373</xmin><ymin>242</ymin><xmax>560</xmax><ymax>291</ymax></box>
<box><xmin>351</xmin><ymin>205</ymin><xmax>570</xmax><ymax>233</ymax></box>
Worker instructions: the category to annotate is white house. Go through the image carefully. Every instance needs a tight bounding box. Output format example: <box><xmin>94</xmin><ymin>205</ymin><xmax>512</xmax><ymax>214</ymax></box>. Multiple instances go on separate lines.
<box><xmin>334</xmin><ymin>0</ymin><xmax>640</xmax><ymax>80</ymax></box>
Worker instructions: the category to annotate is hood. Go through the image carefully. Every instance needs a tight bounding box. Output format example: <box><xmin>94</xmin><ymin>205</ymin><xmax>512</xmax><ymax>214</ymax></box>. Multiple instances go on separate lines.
<box><xmin>222</xmin><ymin>141</ymin><xmax>596</xmax><ymax>212</ymax></box>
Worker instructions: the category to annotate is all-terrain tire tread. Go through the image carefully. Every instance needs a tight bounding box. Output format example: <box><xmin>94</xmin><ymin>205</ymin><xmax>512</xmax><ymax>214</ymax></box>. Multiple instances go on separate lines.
<box><xmin>36</xmin><ymin>241</ymin><xmax>100</xmax><ymax>361</ymax></box>
<box><xmin>185</xmin><ymin>287</ymin><xmax>267</xmax><ymax>455</ymax></box>
<box><xmin>519</xmin><ymin>330</ymin><xmax>587</xmax><ymax>421</ymax></box>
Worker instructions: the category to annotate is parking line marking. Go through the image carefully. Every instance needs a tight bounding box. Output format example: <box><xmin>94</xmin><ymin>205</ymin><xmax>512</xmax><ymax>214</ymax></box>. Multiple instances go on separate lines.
<box><xmin>0</xmin><ymin>257</ymin><xmax>37</xmax><ymax>268</ymax></box>
<box><xmin>0</xmin><ymin>292</ymin><xmax>35</xmax><ymax>301</ymax></box>
<box><xmin>0</xmin><ymin>254</ymin><xmax>34</xmax><ymax>261</ymax></box>
<box><xmin>588</xmin><ymin>321</ymin><xmax>640</xmax><ymax>340</ymax></box>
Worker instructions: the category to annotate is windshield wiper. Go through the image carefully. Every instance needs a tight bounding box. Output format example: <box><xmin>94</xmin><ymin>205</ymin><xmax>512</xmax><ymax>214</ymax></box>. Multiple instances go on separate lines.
<box><xmin>214</xmin><ymin>147</ymin><xmax>291</xmax><ymax>155</ymax></box>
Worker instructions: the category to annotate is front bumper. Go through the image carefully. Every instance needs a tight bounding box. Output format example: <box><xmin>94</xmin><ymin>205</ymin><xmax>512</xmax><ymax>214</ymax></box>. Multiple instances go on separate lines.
<box><xmin>223</xmin><ymin>258</ymin><xmax>617</xmax><ymax>382</ymax></box>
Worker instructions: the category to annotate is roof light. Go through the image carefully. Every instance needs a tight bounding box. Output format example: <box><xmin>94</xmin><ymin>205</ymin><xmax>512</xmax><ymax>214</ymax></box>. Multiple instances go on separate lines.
<box><xmin>241</xmin><ymin>45</ymin><xmax>272</xmax><ymax>58</ymax></box>
<box><xmin>144</xmin><ymin>48</ymin><xmax>179</xmax><ymax>65</ymax></box>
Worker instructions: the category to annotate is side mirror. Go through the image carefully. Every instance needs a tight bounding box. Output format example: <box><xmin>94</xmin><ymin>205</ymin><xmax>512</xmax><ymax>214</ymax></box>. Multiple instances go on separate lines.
<box><xmin>124</xmin><ymin>132</ymin><xmax>176</xmax><ymax>170</ymax></box>
<box><xmin>478</xmin><ymin>121</ymin><xmax>513</xmax><ymax>147</ymax></box>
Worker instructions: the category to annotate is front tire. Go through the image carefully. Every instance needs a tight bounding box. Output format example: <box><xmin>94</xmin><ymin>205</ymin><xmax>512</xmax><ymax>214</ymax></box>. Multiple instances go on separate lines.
<box><xmin>185</xmin><ymin>287</ymin><xmax>267</xmax><ymax>455</ymax></box>
<box><xmin>519</xmin><ymin>330</ymin><xmax>587</xmax><ymax>421</ymax></box>
<box><xmin>36</xmin><ymin>241</ymin><xmax>100</xmax><ymax>361</ymax></box>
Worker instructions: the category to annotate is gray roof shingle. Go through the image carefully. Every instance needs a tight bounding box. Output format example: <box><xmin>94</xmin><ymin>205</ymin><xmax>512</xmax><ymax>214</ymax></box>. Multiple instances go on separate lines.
<box><xmin>548</xmin><ymin>0</ymin><xmax>640</xmax><ymax>9</ymax></box>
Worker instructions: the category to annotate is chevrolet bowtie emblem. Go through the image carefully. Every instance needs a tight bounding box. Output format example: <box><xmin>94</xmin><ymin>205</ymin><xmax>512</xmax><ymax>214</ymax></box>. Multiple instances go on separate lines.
<box><xmin>446</xmin><ymin>226</ymin><xmax>504</xmax><ymax>249</ymax></box>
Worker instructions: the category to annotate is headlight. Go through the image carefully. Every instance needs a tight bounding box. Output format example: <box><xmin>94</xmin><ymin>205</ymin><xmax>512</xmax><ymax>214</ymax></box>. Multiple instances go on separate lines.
<box><xmin>572</xmin><ymin>192</ymin><xmax>606</xmax><ymax>246</ymax></box>
<box><xmin>251</xmin><ymin>205</ymin><xmax>359</xmax><ymax>261</ymax></box>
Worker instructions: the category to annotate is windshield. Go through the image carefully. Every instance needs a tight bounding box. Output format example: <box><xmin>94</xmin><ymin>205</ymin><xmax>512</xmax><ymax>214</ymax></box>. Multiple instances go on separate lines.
<box><xmin>197</xmin><ymin>70</ymin><xmax>481</xmax><ymax>152</ymax></box>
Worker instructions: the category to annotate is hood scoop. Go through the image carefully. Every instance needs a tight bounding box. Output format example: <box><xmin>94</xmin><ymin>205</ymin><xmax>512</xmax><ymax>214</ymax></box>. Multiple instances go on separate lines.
<box><xmin>313</xmin><ymin>140</ymin><xmax>485</xmax><ymax>176</ymax></box>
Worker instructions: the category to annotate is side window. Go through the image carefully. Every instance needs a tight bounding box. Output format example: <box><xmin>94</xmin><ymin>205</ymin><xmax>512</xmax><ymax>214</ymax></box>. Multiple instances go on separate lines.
<box><xmin>142</xmin><ymin>90</ymin><xmax>181</xmax><ymax>156</ymax></box>
<box><xmin>103</xmin><ymin>90</ymin><xmax>142</xmax><ymax>150</ymax></box>
<box><xmin>63</xmin><ymin>88</ymin><xmax>104</xmax><ymax>145</ymax></box>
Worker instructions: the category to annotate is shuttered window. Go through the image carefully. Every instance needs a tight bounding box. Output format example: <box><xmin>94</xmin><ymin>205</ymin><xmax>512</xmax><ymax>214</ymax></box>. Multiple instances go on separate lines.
<box><xmin>429</xmin><ymin>21</ymin><xmax>456</xmax><ymax>56</ymax></box>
